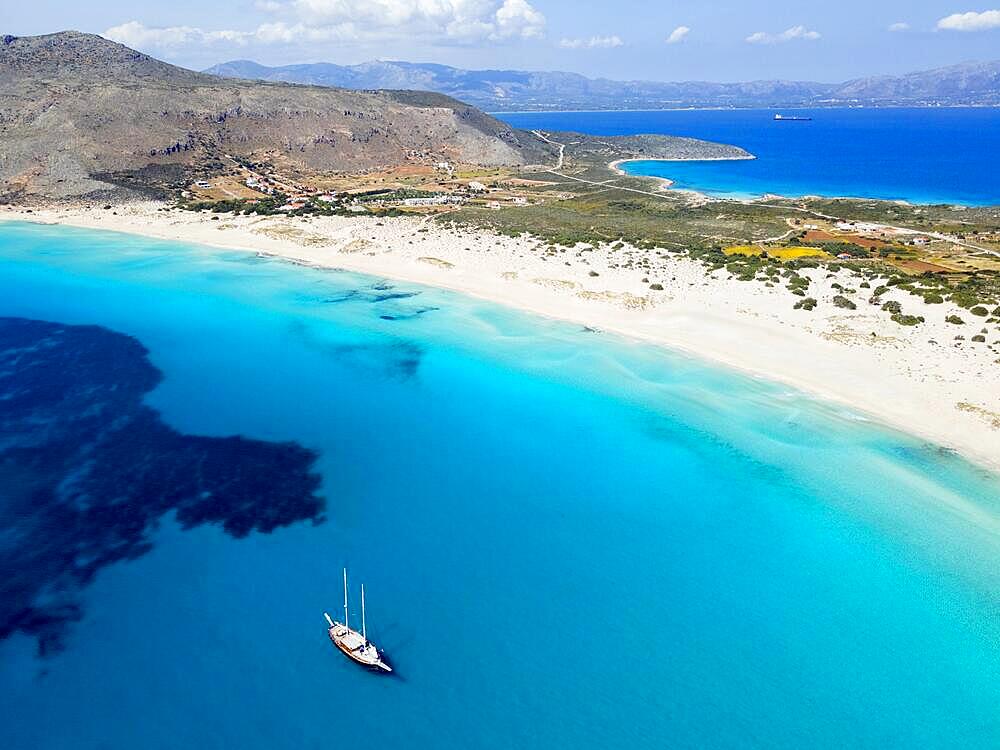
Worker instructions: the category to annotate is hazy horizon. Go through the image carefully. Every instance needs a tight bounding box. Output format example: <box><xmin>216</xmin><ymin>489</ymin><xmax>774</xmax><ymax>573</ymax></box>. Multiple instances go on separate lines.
<box><xmin>200</xmin><ymin>52</ymin><xmax>998</xmax><ymax>86</ymax></box>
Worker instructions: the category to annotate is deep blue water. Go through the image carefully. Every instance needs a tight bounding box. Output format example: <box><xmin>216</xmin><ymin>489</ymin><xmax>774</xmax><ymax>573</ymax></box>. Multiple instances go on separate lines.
<box><xmin>498</xmin><ymin>108</ymin><xmax>1000</xmax><ymax>205</ymax></box>
<box><xmin>1</xmin><ymin>222</ymin><xmax>999</xmax><ymax>748</ymax></box>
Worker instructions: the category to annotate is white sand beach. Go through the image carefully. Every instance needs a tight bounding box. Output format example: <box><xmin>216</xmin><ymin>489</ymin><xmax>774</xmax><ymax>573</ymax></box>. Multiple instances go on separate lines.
<box><xmin>608</xmin><ymin>159</ymin><xmax>676</xmax><ymax>190</ymax></box>
<box><xmin>4</xmin><ymin>202</ymin><xmax>999</xmax><ymax>471</ymax></box>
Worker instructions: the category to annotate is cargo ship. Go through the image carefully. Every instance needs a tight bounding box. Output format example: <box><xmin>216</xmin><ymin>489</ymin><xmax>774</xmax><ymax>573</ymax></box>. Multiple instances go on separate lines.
<box><xmin>774</xmin><ymin>114</ymin><xmax>812</xmax><ymax>121</ymax></box>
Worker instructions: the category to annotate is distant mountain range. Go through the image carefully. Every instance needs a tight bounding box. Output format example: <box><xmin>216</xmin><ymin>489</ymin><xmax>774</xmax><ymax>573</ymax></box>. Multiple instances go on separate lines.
<box><xmin>205</xmin><ymin>59</ymin><xmax>1000</xmax><ymax>111</ymax></box>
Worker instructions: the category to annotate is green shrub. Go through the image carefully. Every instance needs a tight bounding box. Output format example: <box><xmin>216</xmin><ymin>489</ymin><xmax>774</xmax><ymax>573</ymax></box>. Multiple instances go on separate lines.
<box><xmin>950</xmin><ymin>291</ymin><xmax>981</xmax><ymax>309</ymax></box>
<box><xmin>923</xmin><ymin>293</ymin><xmax>944</xmax><ymax>304</ymax></box>
<box><xmin>945</xmin><ymin>315</ymin><xmax>964</xmax><ymax>325</ymax></box>
<box><xmin>891</xmin><ymin>313</ymin><xmax>924</xmax><ymax>326</ymax></box>
<box><xmin>794</xmin><ymin>297</ymin><xmax>817</xmax><ymax>311</ymax></box>
<box><xmin>882</xmin><ymin>300</ymin><xmax>902</xmax><ymax>314</ymax></box>
<box><xmin>649</xmin><ymin>283</ymin><xmax>664</xmax><ymax>291</ymax></box>
<box><xmin>972</xmin><ymin>335</ymin><xmax>986</xmax><ymax>342</ymax></box>
<box><xmin>971</xmin><ymin>306</ymin><xmax>989</xmax><ymax>317</ymax></box>
<box><xmin>833</xmin><ymin>295</ymin><xmax>857</xmax><ymax>310</ymax></box>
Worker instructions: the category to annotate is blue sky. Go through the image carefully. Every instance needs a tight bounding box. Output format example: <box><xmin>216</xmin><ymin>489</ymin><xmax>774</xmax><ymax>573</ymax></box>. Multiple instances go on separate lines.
<box><xmin>5</xmin><ymin>1</ymin><xmax>1000</xmax><ymax>80</ymax></box>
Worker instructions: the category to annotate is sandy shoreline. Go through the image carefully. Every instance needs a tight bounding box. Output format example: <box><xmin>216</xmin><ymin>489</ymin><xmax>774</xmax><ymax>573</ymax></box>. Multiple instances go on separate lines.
<box><xmin>3</xmin><ymin>202</ymin><xmax>999</xmax><ymax>472</ymax></box>
<box><xmin>608</xmin><ymin>159</ymin><xmax>675</xmax><ymax>189</ymax></box>
<box><xmin>608</xmin><ymin>157</ymin><xmax>757</xmax><ymax>199</ymax></box>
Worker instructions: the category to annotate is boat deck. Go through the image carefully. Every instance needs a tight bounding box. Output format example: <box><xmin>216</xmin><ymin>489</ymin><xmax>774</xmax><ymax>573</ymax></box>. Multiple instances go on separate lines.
<box><xmin>328</xmin><ymin>623</ymin><xmax>392</xmax><ymax>672</ymax></box>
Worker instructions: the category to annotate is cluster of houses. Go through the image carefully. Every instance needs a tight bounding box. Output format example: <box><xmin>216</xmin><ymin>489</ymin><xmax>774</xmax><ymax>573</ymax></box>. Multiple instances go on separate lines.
<box><xmin>244</xmin><ymin>176</ymin><xmax>276</xmax><ymax>195</ymax></box>
<box><xmin>835</xmin><ymin>221</ymin><xmax>888</xmax><ymax>234</ymax></box>
<box><xmin>834</xmin><ymin>221</ymin><xmax>932</xmax><ymax>246</ymax></box>
<box><xmin>270</xmin><ymin>191</ymin><xmax>335</xmax><ymax>211</ymax></box>
<box><xmin>193</xmin><ymin>161</ymin><xmax>535</xmax><ymax>214</ymax></box>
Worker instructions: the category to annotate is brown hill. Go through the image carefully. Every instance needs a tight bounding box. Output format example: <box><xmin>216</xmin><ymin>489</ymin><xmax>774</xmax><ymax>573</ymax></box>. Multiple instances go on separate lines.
<box><xmin>0</xmin><ymin>31</ymin><xmax>552</xmax><ymax>201</ymax></box>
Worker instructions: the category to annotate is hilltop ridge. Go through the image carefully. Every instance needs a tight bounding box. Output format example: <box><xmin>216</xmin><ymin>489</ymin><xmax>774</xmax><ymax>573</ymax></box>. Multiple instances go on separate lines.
<box><xmin>0</xmin><ymin>32</ymin><xmax>551</xmax><ymax>200</ymax></box>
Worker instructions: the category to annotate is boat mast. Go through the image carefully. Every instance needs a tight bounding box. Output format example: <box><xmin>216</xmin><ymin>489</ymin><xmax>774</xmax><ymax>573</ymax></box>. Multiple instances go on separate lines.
<box><xmin>343</xmin><ymin>568</ymin><xmax>349</xmax><ymax>628</ymax></box>
<box><xmin>361</xmin><ymin>584</ymin><xmax>367</xmax><ymax>642</ymax></box>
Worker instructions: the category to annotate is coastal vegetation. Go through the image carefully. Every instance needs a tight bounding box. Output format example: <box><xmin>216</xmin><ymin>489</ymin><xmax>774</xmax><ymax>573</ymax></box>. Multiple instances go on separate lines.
<box><xmin>169</xmin><ymin>140</ymin><xmax>1000</xmax><ymax>336</ymax></box>
<box><xmin>436</xmin><ymin>142</ymin><xmax>1000</xmax><ymax>332</ymax></box>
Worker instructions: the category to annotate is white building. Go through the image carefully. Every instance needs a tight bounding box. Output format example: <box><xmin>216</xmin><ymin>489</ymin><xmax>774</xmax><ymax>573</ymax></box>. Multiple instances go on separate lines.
<box><xmin>400</xmin><ymin>196</ymin><xmax>466</xmax><ymax>207</ymax></box>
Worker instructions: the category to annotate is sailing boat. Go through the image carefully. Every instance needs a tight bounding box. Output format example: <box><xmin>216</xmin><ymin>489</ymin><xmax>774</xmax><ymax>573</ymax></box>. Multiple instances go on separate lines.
<box><xmin>324</xmin><ymin>569</ymin><xmax>392</xmax><ymax>673</ymax></box>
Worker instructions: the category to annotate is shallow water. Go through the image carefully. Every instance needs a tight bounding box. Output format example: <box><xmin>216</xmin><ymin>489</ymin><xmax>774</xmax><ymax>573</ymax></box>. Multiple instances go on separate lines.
<box><xmin>498</xmin><ymin>108</ymin><xmax>1000</xmax><ymax>205</ymax></box>
<box><xmin>1</xmin><ymin>221</ymin><xmax>998</xmax><ymax>749</ymax></box>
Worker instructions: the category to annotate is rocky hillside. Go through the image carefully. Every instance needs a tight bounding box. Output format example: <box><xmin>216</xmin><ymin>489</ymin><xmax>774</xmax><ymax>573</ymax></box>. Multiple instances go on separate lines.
<box><xmin>0</xmin><ymin>32</ymin><xmax>553</xmax><ymax>201</ymax></box>
<box><xmin>207</xmin><ymin>58</ymin><xmax>1000</xmax><ymax>111</ymax></box>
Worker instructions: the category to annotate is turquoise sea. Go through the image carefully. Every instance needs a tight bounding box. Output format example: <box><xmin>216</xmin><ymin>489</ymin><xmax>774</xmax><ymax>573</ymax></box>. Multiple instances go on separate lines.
<box><xmin>1</xmin><ymin>221</ymin><xmax>999</xmax><ymax>748</ymax></box>
<box><xmin>498</xmin><ymin>108</ymin><xmax>1000</xmax><ymax>205</ymax></box>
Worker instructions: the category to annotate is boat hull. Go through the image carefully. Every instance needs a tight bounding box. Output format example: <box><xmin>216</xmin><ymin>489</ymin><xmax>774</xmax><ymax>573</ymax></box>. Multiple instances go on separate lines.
<box><xmin>328</xmin><ymin>625</ymin><xmax>393</xmax><ymax>673</ymax></box>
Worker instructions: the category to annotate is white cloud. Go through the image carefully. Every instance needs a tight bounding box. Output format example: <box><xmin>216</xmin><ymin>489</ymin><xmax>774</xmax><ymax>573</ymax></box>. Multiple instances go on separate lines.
<box><xmin>666</xmin><ymin>26</ymin><xmax>690</xmax><ymax>44</ymax></box>
<box><xmin>104</xmin><ymin>21</ymin><xmax>251</xmax><ymax>48</ymax></box>
<box><xmin>288</xmin><ymin>0</ymin><xmax>544</xmax><ymax>41</ymax></box>
<box><xmin>495</xmin><ymin>0</ymin><xmax>546</xmax><ymax>39</ymax></box>
<box><xmin>253</xmin><ymin>21</ymin><xmax>359</xmax><ymax>44</ymax></box>
<box><xmin>936</xmin><ymin>10</ymin><xmax>1000</xmax><ymax>31</ymax></box>
<box><xmin>888</xmin><ymin>22</ymin><xmax>910</xmax><ymax>32</ymax></box>
<box><xmin>558</xmin><ymin>35</ymin><xmax>624</xmax><ymax>49</ymax></box>
<box><xmin>104</xmin><ymin>0</ymin><xmax>546</xmax><ymax>52</ymax></box>
<box><xmin>104</xmin><ymin>20</ymin><xmax>367</xmax><ymax>49</ymax></box>
<box><xmin>746</xmin><ymin>25</ymin><xmax>821</xmax><ymax>44</ymax></box>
